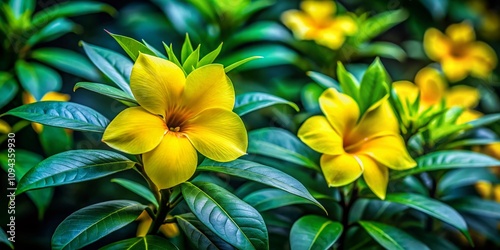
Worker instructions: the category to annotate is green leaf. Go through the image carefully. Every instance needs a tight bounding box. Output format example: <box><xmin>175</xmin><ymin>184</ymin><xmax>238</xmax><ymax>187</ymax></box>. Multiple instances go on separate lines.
<box><xmin>444</xmin><ymin>138</ymin><xmax>500</xmax><ymax>149</ymax></box>
<box><xmin>181</xmin><ymin>181</ymin><xmax>269</xmax><ymax>250</ymax></box>
<box><xmin>224</xmin><ymin>56</ymin><xmax>263</xmax><ymax>73</ymax></box>
<box><xmin>198</xmin><ymin>159</ymin><xmax>324</xmax><ymax>212</ymax></box>
<box><xmin>0</xmin><ymin>72</ymin><xmax>18</xmax><ymax>109</ymax></box>
<box><xmin>9</xmin><ymin>0</ymin><xmax>35</xmax><ymax>18</ymax></box>
<box><xmin>437</xmin><ymin>168</ymin><xmax>496</xmax><ymax>195</ymax></box>
<box><xmin>385</xmin><ymin>193</ymin><xmax>472</xmax><ymax>243</ymax></box>
<box><xmin>336</xmin><ymin>62</ymin><xmax>359</xmax><ymax>101</ymax></box>
<box><xmin>0</xmin><ymin>227</ymin><xmax>14</xmax><ymax>249</ymax></box>
<box><xmin>2</xmin><ymin>101</ymin><xmax>110</xmax><ymax>133</ymax></box>
<box><xmin>234</xmin><ymin>92</ymin><xmax>299</xmax><ymax>116</ymax></box>
<box><xmin>81</xmin><ymin>41</ymin><xmax>133</xmax><ymax>96</ymax></box>
<box><xmin>107</xmin><ymin>32</ymin><xmax>156</xmax><ymax>61</ymax></box>
<box><xmin>31</xmin><ymin>48</ymin><xmax>101</xmax><ymax>81</ymax></box>
<box><xmin>17</xmin><ymin>150</ymin><xmax>135</xmax><ymax>194</ymax></box>
<box><xmin>15</xmin><ymin>60</ymin><xmax>61</xmax><ymax>101</ymax></box>
<box><xmin>357</xmin><ymin>9</ymin><xmax>409</xmax><ymax>43</ymax></box>
<box><xmin>32</xmin><ymin>1</ymin><xmax>115</xmax><ymax>26</ymax></box>
<box><xmin>243</xmin><ymin>188</ymin><xmax>315</xmax><ymax>212</ymax></box>
<box><xmin>220</xmin><ymin>45</ymin><xmax>302</xmax><ymax>72</ymax></box>
<box><xmin>197</xmin><ymin>43</ymin><xmax>223</xmax><ymax>67</ymax></box>
<box><xmin>449</xmin><ymin>197</ymin><xmax>500</xmax><ymax>219</ymax></box>
<box><xmin>101</xmin><ymin>235</ymin><xmax>178</xmax><ymax>250</ymax></box>
<box><xmin>27</xmin><ymin>18</ymin><xmax>77</xmax><ymax>46</ymax></box>
<box><xmin>183</xmin><ymin>45</ymin><xmax>200</xmax><ymax>74</ymax></box>
<box><xmin>111</xmin><ymin>178</ymin><xmax>158</xmax><ymax>207</ymax></box>
<box><xmin>391</xmin><ymin>150</ymin><xmax>500</xmax><ymax>179</ymax></box>
<box><xmin>306</xmin><ymin>71</ymin><xmax>341</xmax><ymax>91</ymax></box>
<box><xmin>74</xmin><ymin>82</ymin><xmax>137</xmax><ymax>106</ymax></box>
<box><xmin>176</xmin><ymin>213</ymin><xmax>235</xmax><ymax>250</ymax></box>
<box><xmin>181</xmin><ymin>33</ymin><xmax>194</xmax><ymax>64</ymax></box>
<box><xmin>52</xmin><ymin>200</ymin><xmax>146</xmax><ymax>250</ymax></box>
<box><xmin>163</xmin><ymin>42</ymin><xmax>184</xmax><ymax>73</ymax></box>
<box><xmin>39</xmin><ymin>126</ymin><xmax>73</xmax><ymax>156</ymax></box>
<box><xmin>289</xmin><ymin>215</ymin><xmax>342</xmax><ymax>250</ymax></box>
<box><xmin>359</xmin><ymin>221</ymin><xmax>429</xmax><ymax>250</ymax></box>
<box><xmin>357</xmin><ymin>42</ymin><xmax>407</xmax><ymax>62</ymax></box>
<box><xmin>225</xmin><ymin>22</ymin><xmax>293</xmax><ymax>50</ymax></box>
<box><xmin>301</xmin><ymin>83</ymin><xmax>323</xmax><ymax>113</ymax></box>
<box><xmin>142</xmin><ymin>40</ymin><xmax>167</xmax><ymax>59</ymax></box>
<box><xmin>248</xmin><ymin>128</ymin><xmax>321</xmax><ymax>171</ymax></box>
<box><xmin>358</xmin><ymin>58</ymin><xmax>389</xmax><ymax>117</ymax></box>
<box><xmin>465</xmin><ymin>113</ymin><xmax>500</xmax><ymax>129</ymax></box>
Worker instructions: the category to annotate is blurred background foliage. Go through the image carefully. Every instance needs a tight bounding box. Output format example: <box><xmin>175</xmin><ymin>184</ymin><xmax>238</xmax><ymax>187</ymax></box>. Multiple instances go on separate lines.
<box><xmin>1</xmin><ymin>0</ymin><xmax>500</xmax><ymax>249</ymax></box>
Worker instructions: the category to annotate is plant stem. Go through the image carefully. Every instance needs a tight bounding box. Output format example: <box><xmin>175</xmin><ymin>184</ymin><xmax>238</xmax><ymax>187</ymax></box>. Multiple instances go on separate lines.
<box><xmin>338</xmin><ymin>184</ymin><xmax>358</xmax><ymax>250</ymax></box>
<box><xmin>148</xmin><ymin>189</ymin><xmax>171</xmax><ymax>235</ymax></box>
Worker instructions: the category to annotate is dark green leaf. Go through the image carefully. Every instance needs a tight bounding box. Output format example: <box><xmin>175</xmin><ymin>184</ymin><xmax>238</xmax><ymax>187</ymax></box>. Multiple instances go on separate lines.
<box><xmin>32</xmin><ymin>1</ymin><xmax>115</xmax><ymax>26</ymax></box>
<box><xmin>39</xmin><ymin>126</ymin><xmax>72</xmax><ymax>156</ymax></box>
<box><xmin>176</xmin><ymin>213</ymin><xmax>235</xmax><ymax>250</ymax></box>
<box><xmin>391</xmin><ymin>150</ymin><xmax>500</xmax><ymax>179</ymax></box>
<box><xmin>0</xmin><ymin>227</ymin><xmax>13</xmax><ymax>249</ymax></box>
<box><xmin>0</xmin><ymin>72</ymin><xmax>18</xmax><ymax>109</ymax></box>
<box><xmin>306</xmin><ymin>71</ymin><xmax>341</xmax><ymax>91</ymax></box>
<box><xmin>31</xmin><ymin>48</ymin><xmax>100</xmax><ymax>81</ymax></box>
<box><xmin>101</xmin><ymin>235</ymin><xmax>178</xmax><ymax>250</ymax></box>
<box><xmin>74</xmin><ymin>82</ymin><xmax>137</xmax><ymax>106</ymax></box>
<box><xmin>15</xmin><ymin>61</ymin><xmax>61</xmax><ymax>101</ymax></box>
<box><xmin>359</xmin><ymin>221</ymin><xmax>429</xmax><ymax>250</ymax></box>
<box><xmin>450</xmin><ymin>197</ymin><xmax>500</xmax><ymax>219</ymax></box>
<box><xmin>225</xmin><ymin>22</ymin><xmax>293</xmax><ymax>50</ymax></box>
<box><xmin>437</xmin><ymin>168</ymin><xmax>496</xmax><ymax>195</ymax></box>
<box><xmin>385</xmin><ymin>193</ymin><xmax>472</xmax><ymax>243</ymax></box>
<box><xmin>198</xmin><ymin>159</ymin><xmax>324</xmax><ymax>212</ymax></box>
<box><xmin>17</xmin><ymin>150</ymin><xmax>135</xmax><ymax>194</ymax></box>
<box><xmin>27</xmin><ymin>18</ymin><xmax>77</xmax><ymax>45</ymax></box>
<box><xmin>336</xmin><ymin>62</ymin><xmax>359</xmax><ymax>101</ymax></box>
<box><xmin>181</xmin><ymin>182</ymin><xmax>269</xmax><ymax>250</ymax></box>
<box><xmin>234</xmin><ymin>92</ymin><xmax>299</xmax><ymax>116</ymax></box>
<box><xmin>243</xmin><ymin>188</ymin><xmax>314</xmax><ymax>212</ymax></box>
<box><xmin>444</xmin><ymin>138</ymin><xmax>500</xmax><ymax>149</ymax></box>
<box><xmin>108</xmin><ymin>32</ymin><xmax>156</xmax><ymax>61</ymax></box>
<box><xmin>358</xmin><ymin>58</ymin><xmax>389</xmax><ymax>117</ymax></box>
<box><xmin>2</xmin><ymin>101</ymin><xmax>110</xmax><ymax>133</ymax></box>
<box><xmin>197</xmin><ymin>43</ymin><xmax>222</xmax><ymax>67</ymax></box>
<box><xmin>111</xmin><ymin>178</ymin><xmax>158</xmax><ymax>207</ymax></box>
<box><xmin>52</xmin><ymin>200</ymin><xmax>146</xmax><ymax>250</ymax></box>
<box><xmin>81</xmin><ymin>41</ymin><xmax>133</xmax><ymax>95</ymax></box>
<box><xmin>290</xmin><ymin>215</ymin><xmax>342</xmax><ymax>250</ymax></box>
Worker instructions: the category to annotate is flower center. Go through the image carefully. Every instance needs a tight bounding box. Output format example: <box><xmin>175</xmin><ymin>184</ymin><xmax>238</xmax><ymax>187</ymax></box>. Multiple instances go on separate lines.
<box><xmin>164</xmin><ymin>105</ymin><xmax>192</xmax><ymax>133</ymax></box>
<box><xmin>169</xmin><ymin>126</ymin><xmax>180</xmax><ymax>132</ymax></box>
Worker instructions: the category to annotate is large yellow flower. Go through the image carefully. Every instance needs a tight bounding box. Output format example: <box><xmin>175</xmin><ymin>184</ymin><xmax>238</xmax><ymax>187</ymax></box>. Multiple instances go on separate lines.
<box><xmin>281</xmin><ymin>0</ymin><xmax>357</xmax><ymax>50</ymax></box>
<box><xmin>298</xmin><ymin>88</ymin><xmax>416</xmax><ymax>199</ymax></box>
<box><xmin>102</xmin><ymin>54</ymin><xmax>248</xmax><ymax>189</ymax></box>
<box><xmin>423</xmin><ymin>22</ymin><xmax>497</xmax><ymax>82</ymax></box>
<box><xmin>23</xmin><ymin>91</ymin><xmax>71</xmax><ymax>133</ymax></box>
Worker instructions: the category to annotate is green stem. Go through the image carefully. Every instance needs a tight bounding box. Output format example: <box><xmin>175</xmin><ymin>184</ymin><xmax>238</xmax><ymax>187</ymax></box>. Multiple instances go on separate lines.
<box><xmin>148</xmin><ymin>189</ymin><xmax>171</xmax><ymax>235</ymax></box>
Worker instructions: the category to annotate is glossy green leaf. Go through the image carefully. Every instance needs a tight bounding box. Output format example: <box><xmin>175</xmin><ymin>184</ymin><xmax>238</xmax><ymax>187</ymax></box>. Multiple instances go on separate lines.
<box><xmin>336</xmin><ymin>62</ymin><xmax>359</xmax><ymax>101</ymax></box>
<box><xmin>357</xmin><ymin>9</ymin><xmax>409</xmax><ymax>43</ymax></box>
<box><xmin>142</xmin><ymin>40</ymin><xmax>167</xmax><ymax>59</ymax></box>
<box><xmin>32</xmin><ymin>1</ymin><xmax>115</xmax><ymax>26</ymax></box>
<box><xmin>2</xmin><ymin>101</ymin><xmax>109</xmax><ymax>133</ymax></box>
<box><xmin>163</xmin><ymin>42</ymin><xmax>184</xmax><ymax>72</ymax></box>
<box><xmin>17</xmin><ymin>150</ymin><xmax>135</xmax><ymax>194</ymax></box>
<box><xmin>358</xmin><ymin>58</ymin><xmax>389</xmax><ymax>117</ymax></box>
<box><xmin>248</xmin><ymin>127</ymin><xmax>321</xmax><ymax>171</ymax></box>
<box><xmin>101</xmin><ymin>235</ymin><xmax>178</xmax><ymax>250</ymax></box>
<box><xmin>391</xmin><ymin>150</ymin><xmax>500</xmax><ymax>179</ymax></box>
<box><xmin>357</xmin><ymin>42</ymin><xmax>406</xmax><ymax>62</ymax></box>
<box><xmin>306</xmin><ymin>71</ymin><xmax>340</xmax><ymax>91</ymax></box>
<box><xmin>52</xmin><ymin>200</ymin><xmax>146</xmax><ymax>250</ymax></box>
<box><xmin>39</xmin><ymin>126</ymin><xmax>72</xmax><ymax>156</ymax></box>
<box><xmin>450</xmin><ymin>197</ymin><xmax>500</xmax><ymax>219</ymax></box>
<box><xmin>81</xmin><ymin>41</ymin><xmax>133</xmax><ymax>96</ymax></box>
<box><xmin>243</xmin><ymin>188</ymin><xmax>314</xmax><ymax>212</ymax></box>
<box><xmin>465</xmin><ymin>113</ymin><xmax>500</xmax><ymax>129</ymax></box>
<box><xmin>225</xmin><ymin>22</ymin><xmax>293</xmax><ymax>50</ymax></box>
<box><xmin>224</xmin><ymin>56</ymin><xmax>263</xmax><ymax>73</ymax></box>
<box><xmin>183</xmin><ymin>45</ymin><xmax>200</xmax><ymax>74</ymax></box>
<box><xmin>74</xmin><ymin>82</ymin><xmax>137</xmax><ymax>106</ymax></box>
<box><xmin>181</xmin><ymin>33</ymin><xmax>194</xmax><ymax>64</ymax></box>
<box><xmin>198</xmin><ymin>159</ymin><xmax>324</xmax><ymax>212</ymax></box>
<box><xmin>0</xmin><ymin>72</ymin><xmax>18</xmax><ymax>109</ymax></box>
<box><xmin>234</xmin><ymin>92</ymin><xmax>299</xmax><ymax>116</ymax></box>
<box><xmin>0</xmin><ymin>227</ymin><xmax>13</xmax><ymax>249</ymax></box>
<box><xmin>437</xmin><ymin>168</ymin><xmax>496</xmax><ymax>195</ymax></box>
<box><xmin>176</xmin><ymin>213</ymin><xmax>235</xmax><ymax>250</ymax></box>
<box><xmin>31</xmin><ymin>48</ymin><xmax>101</xmax><ymax>81</ymax></box>
<box><xmin>385</xmin><ymin>193</ymin><xmax>472</xmax><ymax>243</ymax></box>
<box><xmin>197</xmin><ymin>43</ymin><xmax>222</xmax><ymax>67</ymax></box>
<box><xmin>181</xmin><ymin>181</ymin><xmax>269</xmax><ymax>250</ymax></box>
<box><xmin>359</xmin><ymin>221</ymin><xmax>429</xmax><ymax>250</ymax></box>
<box><xmin>27</xmin><ymin>18</ymin><xmax>77</xmax><ymax>46</ymax></box>
<box><xmin>289</xmin><ymin>215</ymin><xmax>342</xmax><ymax>250</ymax></box>
<box><xmin>301</xmin><ymin>83</ymin><xmax>323</xmax><ymax>113</ymax></box>
<box><xmin>15</xmin><ymin>61</ymin><xmax>61</xmax><ymax>101</ymax></box>
<box><xmin>111</xmin><ymin>178</ymin><xmax>158</xmax><ymax>207</ymax></box>
<box><xmin>444</xmin><ymin>138</ymin><xmax>500</xmax><ymax>149</ymax></box>
<box><xmin>108</xmin><ymin>32</ymin><xmax>156</xmax><ymax>61</ymax></box>
<box><xmin>221</xmin><ymin>45</ymin><xmax>303</xmax><ymax>72</ymax></box>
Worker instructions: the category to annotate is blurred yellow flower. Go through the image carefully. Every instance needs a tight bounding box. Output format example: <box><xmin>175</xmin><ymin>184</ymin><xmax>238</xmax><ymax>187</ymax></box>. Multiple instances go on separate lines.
<box><xmin>298</xmin><ymin>88</ymin><xmax>415</xmax><ymax>199</ymax></box>
<box><xmin>423</xmin><ymin>22</ymin><xmax>497</xmax><ymax>82</ymax></box>
<box><xmin>136</xmin><ymin>211</ymin><xmax>179</xmax><ymax>238</ymax></box>
<box><xmin>0</xmin><ymin>120</ymin><xmax>11</xmax><ymax>134</ymax></box>
<box><xmin>476</xmin><ymin>181</ymin><xmax>500</xmax><ymax>202</ymax></box>
<box><xmin>23</xmin><ymin>91</ymin><xmax>71</xmax><ymax>133</ymax></box>
<box><xmin>281</xmin><ymin>0</ymin><xmax>357</xmax><ymax>50</ymax></box>
<box><xmin>102</xmin><ymin>54</ymin><xmax>248</xmax><ymax>190</ymax></box>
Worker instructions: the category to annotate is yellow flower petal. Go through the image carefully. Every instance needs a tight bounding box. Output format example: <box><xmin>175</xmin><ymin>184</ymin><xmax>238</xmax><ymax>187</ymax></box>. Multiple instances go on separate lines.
<box><xmin>301</xmin><ymin>0</ymin><xmax>336</xmax><ymax>22</ymax></box>
<box><xmin>468</xmin><ymin>42</ymin><xmax>498</xmax><ymax>78</ymax></box>
<box><xmin>0</xmin><ymin>120</ymin><xmax>11</xmax><ymax>134</ymax></box>
<box><xmin>102</xmin><ymin>107</ymin><xmax>166</xmax><ymax>154</ymax></box>
<box><xmin>441</xmin><ymin>57</ymin><xmax>469</xmax><ymax>82</ymax></box>
<box><xmin>423</xmin><ymin>28</ymin><xmax>451</xmax><ymax>61</ymax></box>
<box><xmin>160</xmin><ymin>219</ymin><xmax>180</xmax><ymax>238</ymax></box>
<box><xmin>359</xmin><ymin>155</ymin><xmax>388</xmax><ymax>199</ymax></box>
<box><xmin>42</xmin><ymin>91</ymin><xmax>70</xmax><ymax>102</ymax></box>
<box><xmin>182</xmin><ymin>64</ymin><xmax>235</xmax><ymax>115</ymax></box>
<box><xmin>392</xmin><ymin>80</ymin><xmax>419</xmax><ymax>103</ymax></box>
<box><xmin>316</xmin><ymin>30</ymin><xmax>345</xmax><ymax>50</ymax></box>
<box><xmin>332</xmin><ymin>15</ymin><xmax>357</xmax><ymax>35</ymax></box>
<box><xmin>494</xmin><ymin>185</ymin><xmax>500</xmax><ymax>202</ymax></box>
<box><xmin>445</xmin><ymin>85</ymin><xmax>480</xmax><ymax>108</ymax></box>
<box><xmin>320</xmin><ymin>153</ymin><xmax>363</xmax><ymax>187</ymax></box>
<box><xmin>281</xmin><ymin>10</ymin><xmax>315</xmax><ymax>39</ymax></box>
<box><xmin>298</xmin><ymin>115</ymin><xmax>344</xmax><ymax>155</ymax></box>
<box><xmin>415</xmin><ymin>67</ymin><xmax>446</xmax><ymax>106</ymax></box>
<box><xmin>131</xmin><ymin>53</ymin><xmax>185</xmax><ymax>116</ymax></box>
<box><xmin>357</xmin><ymin>135</ymin><xmax>416</xmax><ymax>170</ymax></box>
<box><xmin>476</xmin><ymin>181</ymin><xmax>492</xmax><ymax>199</ymax></box>
<box><xmin>136</xmin><ymin>211</ymin><xmax>152</xmax><ymax>237</ymax></box>
<box><xmin>457</xmin><ymin>109</ymin><xmax>483</xmax><ymax>124</ymax></box>
<box><xmin>319</xmin><ymin>88</ymin><xmax>359</xmax><ymax>136</ymax></box>
<box><xmin>484</xmin><ymin>142</ymin><xmax>500</xmax><ymax>160</ymax></box>
<box><xmin>184</xmin><ymin>108</ymin><xmax>247</xmax><ymax>162</ymax></box>
<box><xmin>143</xmin><ymin>132</ymin><xmax>198</xmax><ymax>190</ymax></box>
<box><xmin>445</xmin><ymin>22</ymin><xmax>475</xmax><ymax>44</ymax></box>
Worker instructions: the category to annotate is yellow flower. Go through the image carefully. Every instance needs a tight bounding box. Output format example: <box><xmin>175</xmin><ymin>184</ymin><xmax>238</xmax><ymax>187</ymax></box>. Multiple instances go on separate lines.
<box><xmin>102</xmin><ymin>54</ymin><xmax>248</xmax><ymax>190</ymax></box>
<box><xmin>423</xmin><ymin>22</ymin><xmax>497</xmax><ymax>82</ymax></box>
<box><xmin>281</xmin><ymin>0</ymin><xmax>357</xmax><ymax>50</ymax></box>
<box><xmin>475</xmin><ymin>181</ymin><xmax>500</xmax><ymax>202</ymax></box>
<box><xmin>23</xmin><ymin>91</ymin><xmax>71</xmax><ymax>133</ymax></box>
<box><xmin>136</xmin><ymin>211</ymin><xmax>179</xmax><ymax>238</ymax></box>
<box><xmin>298</xmin><ymin>88</ymin><xmax>416</xmax><ymax>199</ymax></box>
<box><xmin>0</xmin><ymin>120</ymin><xmax>11</xmax><ymax>134</ymax></box>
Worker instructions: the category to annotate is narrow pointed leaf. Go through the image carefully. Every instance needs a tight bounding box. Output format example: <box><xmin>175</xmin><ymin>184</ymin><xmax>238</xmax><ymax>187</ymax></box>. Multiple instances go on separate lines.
<box><xmin>52</xmin><ymin>200</ymin><xmax>146</xmax><ymax>250</ymax></box>
<box><xmin>181</xmin><ymin>34</ymin><xmax>194</xmax><ymax>63</ymax></box>
<box><xmin>183</xmin><ymin>45</ymin><xmax>200</xmax><ymax>73</ymax></box>
<box><xmin>17</xmin><ymin>150</ymin><xmax>135</xmax><ymax>194</ymax></box>
<box><xmin>290</xmin><ymin>215</ymin><xmax>342</xmax><ymax>250</ymax></box>
<box><xmin>74</xmin><ymin>82</ymin><xmax>137</xmax><ymax>106</ymax></box>
<box><xmin>142</xmin><ymin>40</ymin><xmax>167</xmax><ymax>59</ymax></box>
<box><xmin>9</xmin><ymin>0</ymin><xmax>35</xmax><ymax>18</ymax></box>
<box><xmin>111</xmin><ymin>178</ymin><xmax>158</xmax><ymax>207</ymax></box>
<box><xmin>224</xmin><ymin>56</ymin><xmax>263</xmax><ymax>73</ymax></box>
<box><xmin>163</xmin><ymin>42</ymin><xmax>184</xmax><ymax>73</ymax></box>
<box><xmin>243</xmin><ymin>188</ymin><xmax>314</xmax><ymax>212</ymax></box>
<box><xmin>107</xmin><ymin>32</ymin><xmax>156</xmax><ymax>61</ymax></box>
<box><xmin>234</xmin><ymin>92</ymin><xmax>299</xmax><ymax>116</ymax></box>
<box><xmin>359</xmin><ymin>58</ymin><xmax>389</xmax><ymax>116</ymax></box>
<box><xmin>359</xmin><ymin>221</ymin><xmax>429</xmax><ymax>250</ymax></box>
<box><xmin>32</xmin><ymin>1</ymin><xmax>115</xmax><ymax>26</ymax></box>
<box><xmin>197</xmin><ymin>43</ymin><xmax>223</xmax><ymax>67</ymax></box>
<box><xmin>101</xmin><ymin>235</ymin><xmax>178</xmax><ymax>250</ymax></box>
<box><xmin>449</xmin><ymin>197</ymin><xmax>500</xmax><ymax>219</ymax></box>
<box><xmin>27</xmin><ymin>18</ymin><xmax>77</xmax><ymax>46</ymax></box>
<box><xmin>306</xmin><ymin>71</ymin><xmax>341</xmax><ymax>90</ymax></box>
<box><xmin>176</xmin><ymin>213</ymin><xmax>235</xmax><ymax>250</ymax></box>
<box><xmin>336</xmin><ymin>62</ymin><xmax>359</xmax><ymax>101</ymax></box>
<box><xmin>15</xmin><ymin>61</ymin><xmax>61</xmax><ymax>101</ymax></box>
